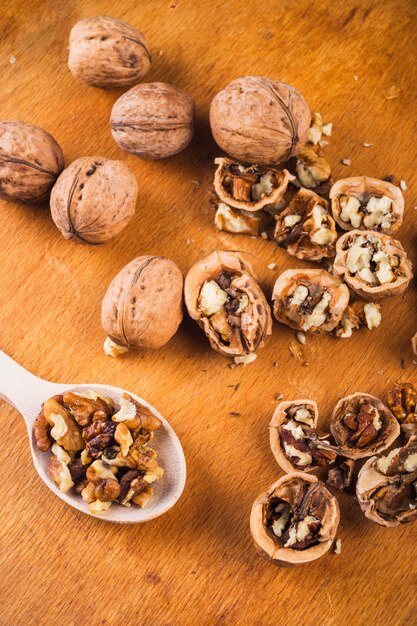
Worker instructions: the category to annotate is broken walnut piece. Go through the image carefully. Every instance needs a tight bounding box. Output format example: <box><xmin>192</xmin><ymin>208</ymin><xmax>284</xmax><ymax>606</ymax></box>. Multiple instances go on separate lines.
<box><xmin>333</xmin><ymin>300</ymin><xmax>382</xmax><ymax>338</ymax></box>
<box><xmin>43</xmin><ymin>396</ymin><xmax>84</xmax><ymax>452</ymax></box>
<box><xmin>33</xmin><ymin>408</ymin><xmax>52</xmax><ymax>452</ymax></box>
<box><xmin>63</xmin><ymin>390</ymin><xmax>114</xmax><ymax>427</ymax></box>
<box><xmin>214</xmin><ymin>203</ymin><xmax>272</xmax><ymax>237</ymax></box>
<box><xmin>387</xmin><ymin>382</ymin><xmax>417</xmax><ymax>439</ymax></box>
<box><xmin>327</xmin><ymin>458</ymin><xmax>355</xmax><ymax>490</ymax></box>
<box><xmin>292</xmin><ymin>148</ymin><xmax>332</xmax><ymax>194</ymax></box>
<box><xmin>48</xmin><ymin>444</ymin><xmax>74</xmax><ymax>493</ymax></box>
<box><xmin>250</xmin><ymin>472</ymin><xmax>340</xmax><ymax>566</ymax></box>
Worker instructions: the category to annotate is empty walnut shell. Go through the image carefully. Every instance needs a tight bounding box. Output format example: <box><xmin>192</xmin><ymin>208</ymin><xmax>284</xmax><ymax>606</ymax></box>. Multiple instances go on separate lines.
<box><xmin>333</xmin><ymin>230</ymin><xmax>413</xmax><ymax>301</ymax></box>
<box><xmin>68</xmin><ymin>16</ymin><xmax>151</xmax><ymax>89</ymax></box>
<box><xmin>102</xmin><ymin>255</ymin><xmax>183</xmax><ymax>352</ymax></box>
<box><xmin>50</xmin><ymin>156</ymin><xmax>137</xmax><ymax>244</ymax></box>
<box><xmin>0</xmin><ymin>120</ymin><xmax>64</xmax><ymax>203</ymax></box>
<box><xmin>111</xmin><ymin>82</ymin><xmax>195</xmax><ymax>160</ymax></box>
<box><xmin>272</xmin><ymin>269</ymin><xmax>349</xmax><ymax>334</ymax></box>
<box><xmin>184</xmin><ymin>250</ymin><xmax>272</xmax><ymax>357</ymax></box>
<box><xmin>274</xmin><ymin>189</ymin><xmax>337</xmax><ymax>261</ymax></box>
<box><xmin>330</xmin><ymin>393</ymin><xmax>400</xmax><ymax>459</ymax></box>
<box><xmin>250</xmin><ymin>472</ymin><xmax>340</xmax><ymax>567</ymax></box>
<box><xmin>213</xmin><ymin>157</ymin><xmax>294</xmax><ymax>212</ymax></box>
<box><xmin>330</xmin><ymin>176</ymin><xmax>404</xmax><ymax>235</ymax></box>
<box><xmin>356</xmin><ymin>436</ymin><xmax>417</xmax><ymax>527</ymax></box>
<box><xmin>210</xmin><ymin>76</ymin><xmax>310</xmax><ymax>165</ymax></box>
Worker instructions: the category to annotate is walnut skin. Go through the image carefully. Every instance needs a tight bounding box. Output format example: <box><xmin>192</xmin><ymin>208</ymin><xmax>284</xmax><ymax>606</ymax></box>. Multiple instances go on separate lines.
<box><xmin>0</xmin><ymin>120</ymin><xmax>64</xmax><ymax>203</ymax></box>
<box><xmin>111</xmin><ymin>82</ymin><xmax>195</xmax><ymax>159</ymax></box>
<box><xmin>68</xmin><ymin>16</ymin><xmax>151</xmax><ymax>89</ymax></box>
<box><xmin>209</xmin><ymin>76</ymin><xmax>310</xmax><ymax>164</ymax></box>
<box><xmin>50</xmin><ymin>156</ymin><xmax>137</xmax><ymax>244</ymax></box>
<box><xmin>101</xmin><ymin>256</ymin><xmax>184</xmax><ymax>352</ymax></box>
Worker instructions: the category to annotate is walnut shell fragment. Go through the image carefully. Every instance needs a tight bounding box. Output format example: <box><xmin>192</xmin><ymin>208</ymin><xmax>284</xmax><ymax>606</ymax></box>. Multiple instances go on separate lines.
<box><xmin>274</xmin><ymin>189</ymin><xmax>337</xmax><ymax>261</ymax></box>
<box><xmin>213</xmin><ymin>157</ymin><xmax>294</xmax><ymax>212</ymax></box>
<box><xmin>330</xmin><ymin>176</ymin><xmax>404</xmax><ymax>234</ymax></box>
<box><xmin>102</xmin><ymin>256</ymin><xmax>183</xmax><ymax>353</ymax></box>
<box><xmin>68</xmin><ymin>16</ymin><xmax>151</xmax><ymax>89</ymax></box>
<box><xmin>184</xmin><ymin>250</ymin><xmax>272</xmax><ymax>357</ymax></box>
<box><xmin>50</xmin><ymin>156</ymin><xmax>137</xmax><ymax>244</ymax></box>
<box><xmin>250</xmin><ymin>473</ymin><xmax>340</xmax><ymax>566</ymax></box>
<box><xmin>111</xmin><ymin>82</ymin><xmax>194</xmax><ymax>159</ymax></box>
<box><xmin>272</xmin><ymin>269</ymin><xmax>349</xmax><ymax>334</ymax></box>
<box><xmin>210</xmin><ymin>76</ymin><xmax>310</xmax><ymax>165</ymax></box>
<box><xmin>0</xmin><ymin>120</ymin><xmax>64</xmax><ymax>203</ymax></box>
<box><xmin>356</xmin><ymin>436</ymin><xmax>417</xmax><ymax>527</ymax></box>
<box><xmin>333</xmin><ymin>230</ymin><xmax>413</xmax><ymax>301</ymax></box>
<box><xmin>330</xmin><ymin>393</ymin><xmax>400</xmax><ymax>459</ymax></box>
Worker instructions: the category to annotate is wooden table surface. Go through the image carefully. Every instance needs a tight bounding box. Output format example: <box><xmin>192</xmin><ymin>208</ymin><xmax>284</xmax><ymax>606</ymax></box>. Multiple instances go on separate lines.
<box><xmin>0</xmin><ymin>1</ymin><xmax>416</xmax><ymax>624</ymax></box>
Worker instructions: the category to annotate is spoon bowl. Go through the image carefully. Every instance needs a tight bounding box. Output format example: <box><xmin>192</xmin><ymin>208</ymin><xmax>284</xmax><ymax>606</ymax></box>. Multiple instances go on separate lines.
<box><xmin>0</xmin><ymin>350</ymin><xmax>186</xmax><ymax>523</ymax></box>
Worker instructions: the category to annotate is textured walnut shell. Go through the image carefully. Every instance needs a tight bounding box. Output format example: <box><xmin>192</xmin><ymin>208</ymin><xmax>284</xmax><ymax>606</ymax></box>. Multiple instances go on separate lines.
<box><xmin>111</xmin><ymin>83</ymin><xmax>194</xmax><ymax>159</ymax></box>
<box><xmin>102</xmin><ymin>256</ymin><xmax>183</xmax><ymax>350</ymax></box>
<box><xmin>269</xmin><ymin>400</ymin><xmax>319</xmax><ymax>473</ymax></box>
<box><xmin>250</xmin><ymin>473</ymin><xmax>340</xmax><ymax>567</ymax></box>
<box><xmin>274</xmin><ymin>189</ymin><xmax>337</xmax><ymax>261</ymax></box>
<box><xmin>50</xmin><ymin>156</ymin><xmax>137</xmax><ymax>244</ymax></box>
<box><xmin>184</xmin><ymin>250</ymin><xmax>272</xmax><ymax>357</ymax></box>
<box><xmin>0</xmin><ymin>120</ymin><xmax>64</xmax><ymax>203</ymax></box>
<box><xmin>213</xmin><ymin>157</ymin><xmax>295</xmax><ymax>212</ymax></box>
<box><xmin>331</xmin><ymin>393</ymin><xmax>400</xmax><ymax>459</ymax></box>
<box><xmin>333</xmin><ymin>230</ymin><xmax>413</xmax><ymax>301</ymax></box>
<box><xmin>412</xmin><ymin>332</ymin><xmax>417</xmax><ymax>356</ymax></box>
<box><xmin>272</xmin><ymin>269</ymin><xmax>349</xmax><ymax>333</ymax></box>
<box><xmin>210</xmin><ymin>76</ymin><xmax>310</xmax><ymax>165</ymax></box>
<box><xmin>330</xmin><ymin>176</ymin><xmax>404</xmax><ymax>234</ymax></box>
<box><xmin>68</xmin><ymin>16</ymin><xmax>151</xmax><ymax>89</ymax></box>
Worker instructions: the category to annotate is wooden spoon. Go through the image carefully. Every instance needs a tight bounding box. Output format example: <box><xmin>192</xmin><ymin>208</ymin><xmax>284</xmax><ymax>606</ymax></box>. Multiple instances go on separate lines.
<box><xmin>0</xmin><ymin>350</ymin><xmax>186</xmax><ymax>523</ymax></box>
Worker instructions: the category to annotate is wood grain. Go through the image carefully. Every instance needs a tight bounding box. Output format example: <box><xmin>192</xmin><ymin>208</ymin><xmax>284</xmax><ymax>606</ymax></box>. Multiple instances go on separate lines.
<box><xmin>0</xmin><ymin>0</ymin><xmax>416</xmax><ymax>624</ymax></box>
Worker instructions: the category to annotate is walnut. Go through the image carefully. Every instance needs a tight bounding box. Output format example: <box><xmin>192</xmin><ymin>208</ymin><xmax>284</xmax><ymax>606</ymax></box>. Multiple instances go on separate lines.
<box><xmin>214</xmin><ymin>203</ymin><xmax>271</xmax><ymax>236</ymax></box>
<box><xmin>114</xmin><ymin>423</ymin><xmax>133</xmax><ymax>456</ymax></box>
<box><xmin>112</xmin><ymin>394</ymin><xmax>162</xmax><ymax>432</ymax></box>
<box><xmin>111</xmin><ymin>82</ymin><xmax>194</xmax><ymax>159</ymax></box>
<box><xmin>82</xmin><ymin>418</ymin><xmax>117</xmax><ymax>459</ymax></box>
<box><xmin>33</xmin><ymin>409</ymin><xmax>52</xmax><ymax>451</ymax></box>
<box><xmin>101</xmin><ymin>256</ymin><xmax>183</xmax><ymax>353</ymax></box>
<box><xmin>272</xmin><ymin>269</ymin><xmax>349</xmax><ymax>334</ymax></box>
<box><xmin>82</xmin><ymin>460</ymin><xmax>120</xmax><ymax>511</ymax></box>
<box><xmin>327</xmin><ymin>459</ymin><xmax>355</xmax><ymax>490</ymax></box>
<box><xmin>0</xmin><ymin>120</ymin><xmax>64</xmax><ymax>203</ymax></box>
<box><xmin>250</xmin><ymin>473</ymin><xmax>340</xmax><ymax>566</ymax></box>
<box><xmin>209</xmin><ymin>76</ymin><xmax>310</xmax><ymax>164</ymax></box>
<box><xmin>132</xmin><ymin>486</ymin><xmax>154</xmax><ymax>507</ymax></box>
<box><xmin>68</xmin><ymin>16</ymin><xmax>151</xmax><ymax>89</ymax></box>
<box><xmin>50</xmin><ymin>156</ymin><xmax>137</xmax><ymax>244</ymax></box>
<box><xmin>117</xmin><ymin>469</ymin><xmax>148</xmax><ymax>505</ymax></box>
<box><xmin>63</xmin><ymin>390</ymin><xmax>114</xmax><ymax>427</ymax></box>
<box><xmin>330</xmin><ymin>176</ymin><xmax>404</xmax><ymax>234</ymax></box>
<box><xmin>333</xmin><ymin>230</ymin><xmax>413</xmax><ymax>301</ymax></box>
<box><xmin>43</xmin><ymin>397</ymin><xmax>84</xmax><ymax>452</ymax></box>
<box><xmin>48</xmin><ymin>444</ymin><xmax>74</xmax><ymax>493</ymax></box>
<box><xmin>184</xmin><ymin>250</ymin><xmax>272</xmax><ymax>357</ymax></box>
<box><xmin>333</xmin><ymin>300</ymin><xmax>382</xmax><ymax>338</ymax></box>
<box><xmin>292</xmin><ymin>148</ymin><xmax>332</xmax><ymax>193</ymax></box>
<box><xmin>387</xmin><ymin>382</ymin><xmax>417</xmax><ymax>439</ymax></box>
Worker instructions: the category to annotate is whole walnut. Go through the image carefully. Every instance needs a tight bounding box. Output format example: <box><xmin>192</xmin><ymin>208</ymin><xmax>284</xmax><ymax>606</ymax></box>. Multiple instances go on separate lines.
<box><xmin>209</xmin><ymin>76</ymin><xmax>310</xmax><ymax>164</ymax></box>
<box><xmin>68</xmin><ymin>16</ymin><xmax>151</xmax><ymax>89</ymax></box>
<box><xmin>101</xmin><ymin>255</ymin><xmax>183</xmax><ymax>354</ymax></box>
<box><xmin>50</xmin><ymin>156</ymin><xmax>137</xmax><ymax>244</ymax></box>
<box><xmin>0</xmin><ymin>120</ymin><xmax>64</xmax><ymax>203</ymax></box>
<box><xmin>111</xmin><ymin>82</ymin><xmax>195</xmax><ymax>159</ymax></box>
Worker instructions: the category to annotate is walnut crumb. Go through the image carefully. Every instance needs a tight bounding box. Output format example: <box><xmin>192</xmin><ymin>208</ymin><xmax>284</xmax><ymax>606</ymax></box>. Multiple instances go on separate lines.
<box><xmin>334</xmin><ymin>538</ymin><xmax>342</xmax><ymax>555</ymax></box>
<box><xmin>229</xmin><ymin>411</ymin><xmax>240</xmax><ymax>417</ymax></box>
<box><xmin>382</xmin><ymin>85</ymin><xmax>400</xmax><ymax>100</ymax></box>
<box><xmin>267</xmin><ymin>262</ymin><xmax>277</xmax><ymax>270</ymax></box>
<box><xmin>341</xmin><ymin>158</ymin><xmax>351</xmax><ymax>166</ymax></box>
<box><xmin>353</xmin><ymin>75</ymin><xmax>359</xmax><ymax>80</ymax></box>
<box><xmin>296</xmin><ymin>331</ymin><xmax>306</xmax><ymax>345</ymax></box>
<box><xmin>362</xmin><ymin>143</ymin><xmax>373</xmax><ymax>147</ymax></box>
<box><xmin>261</xmin><ymin>231</ymin><xmax>268</xmax><ymax>240</ymax></box>
<box><xmin>9</xmin><ymin>55</ymin><xmax>16</xmax><ymax>64</ymax></box>
<box><xmin>399</xmin><ymin>180</ymin><xmax>407</xmax><ymax>191</ymax></box>
<box><xmin>274</xmin><ymin>393</ymin><xmax>284</xmax><ymax>401</ymax></box>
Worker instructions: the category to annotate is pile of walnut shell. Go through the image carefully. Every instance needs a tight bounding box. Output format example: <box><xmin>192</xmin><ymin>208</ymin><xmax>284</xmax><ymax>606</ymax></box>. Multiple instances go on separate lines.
<box><xmin>251</xmin><ymin>382</ymin><xmax>417</xmax><ymax>566</ymax></box>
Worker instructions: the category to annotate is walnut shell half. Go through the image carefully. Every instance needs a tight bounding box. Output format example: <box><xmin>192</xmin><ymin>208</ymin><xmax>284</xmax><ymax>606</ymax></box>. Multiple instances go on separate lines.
<box><xmin>250</xmin><ymin>473</ymin><xmax>340</xmax><ymax>566</ymax></box>
<box><xmin>210</xmin><ymin>76</ymin><xmax>310</xmax><ymax>165</ymax></box>
<box><xmin>68</xmin><ymin>16</ymin><xmax>151</xmax><ymax>89</ymax></box>
<box><xmin>0</xmin><ymin>120</ymin><xmax>64</xmax><ymax>203</ymax></box>
<box><xmin>111</xmin><ymin>83</ymin><xmax>194</xmax><ymax>160</ymax></box>
<box><xmin>102</xmin><ymin>255</ymin><xmax>183</xmax><ymax>352</ymax></box>
<box><xmin>270</xmin><ymin>400</ymin><xmax>319</xmax><ymax>473</ymax></box>
<box><xmin>330</xmin><ymin>176</ymin><xmax>404</xmax><ymax>235</ymax></box>
<box><xmin>330</xmin><ymin>392</ymin><xmax>400</xmax><ymax>459</ymax></box>
<box><xmin>272</xmin><ymin>269</ymin><xmax>349</xmax><ymax>334</ymax></box>
<box><xmin>333</xmin><ymin>230</ymin><xmax>413</xmax><ymax>301</ymax></box>
<box><xmin>184</xmin><ymin>250</ymin><xmax>272</xmax><ymax>357</ymax></box>
<box><xmin>50</xmin><ymin>156</ymin><xmax>137</xmax><ymax>244</ymax></box>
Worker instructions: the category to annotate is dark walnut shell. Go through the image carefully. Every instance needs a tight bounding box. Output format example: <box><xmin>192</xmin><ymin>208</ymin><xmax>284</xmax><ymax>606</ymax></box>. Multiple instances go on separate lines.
<box><xmin>111</xmin><ymin>82</ymin><xmax>195</xmax><ymax>160</ymax></box>
<box><xmin>184</xmin><ymin>250</ymin><xmax>272</xmax><ymax>357</ymax></box>
<box><xmin>102</xmin><ymin>256</ymin><xmax>183</xmax><ymax>351</ymax></box>
<box><xmin>274</xmin><ymin>189</ymin><xmax>337</xmax><ymax>261</ymax></box>
<box><xmin>333</xmin><ymin>230</ymin><xmax>413</xmax><ymax>301</ymax></box>
<box><xmin>272</xmin><ymin>269</ymin><xmax>349</xmax><ymax>334</ymax></box>
<box><xmin>68</xmin><ymin>16</ymin><xmax>151</xmax><ymax>89</ymax></box>
<box><xmin>330</xmin><ymin>176</ymin><xmax>404</xmax><ymax>235</ymax></box>
<box><xmin>330</xmin><ymin>392</ymin><xmax>400</xmax><ymax>459</ymax></box>
<box><xmin>210</xmin><ymin>76</ymin><xmax>310</xmax><ymax>165</ymax></box>
<box><xmin>250</xmin><ymin>472</ymin><xmax>340</xmax><ymax>567</ymax></box>
<box><xmin>50</xmin><ymin>156</ymin><xmax>137</xmax><ymax>244</ymax></box>
<box><xmin>356</xmin><ymin>436</ymin><xmax>417</xmax><ymax>527</ymax></box>
<box><xmin>0</xmin><ymin>120</ymin><xmax>64</xmax><ymax>203</ymax></box>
